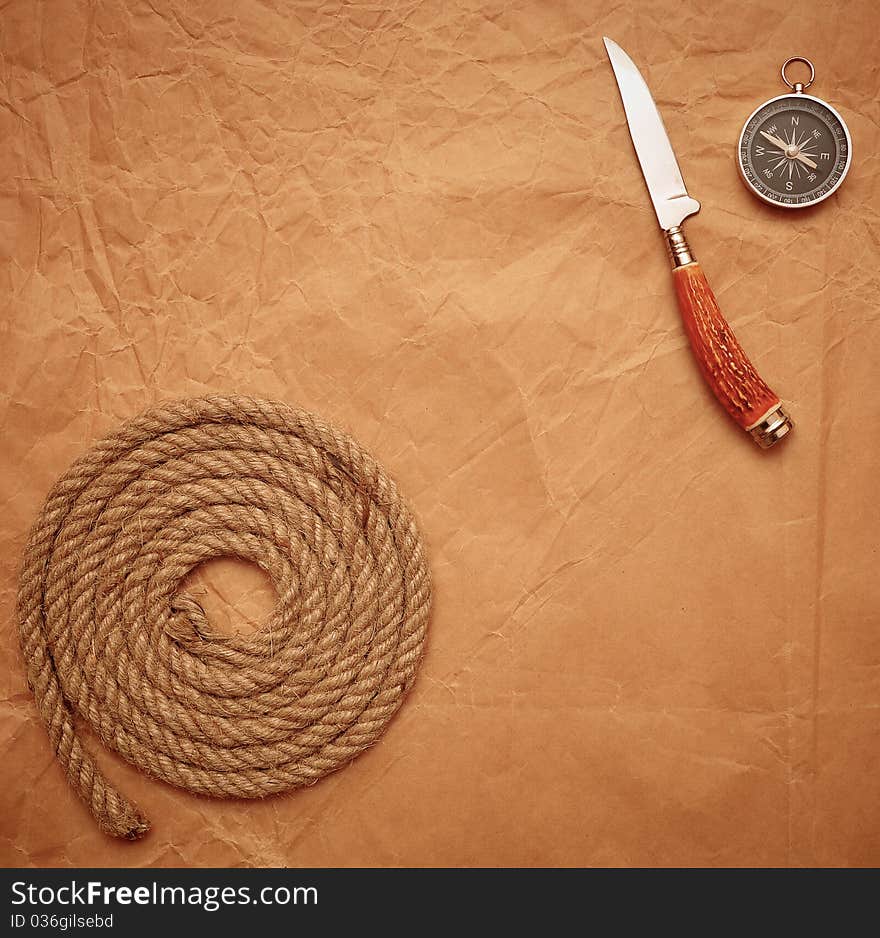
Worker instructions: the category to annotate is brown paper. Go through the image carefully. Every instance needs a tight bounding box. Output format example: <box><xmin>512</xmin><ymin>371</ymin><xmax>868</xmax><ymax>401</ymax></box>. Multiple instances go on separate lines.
<box><xmin>1</xmin><ymin>0</ymin><xmax>879</xmax><ymax>868</ymax></box>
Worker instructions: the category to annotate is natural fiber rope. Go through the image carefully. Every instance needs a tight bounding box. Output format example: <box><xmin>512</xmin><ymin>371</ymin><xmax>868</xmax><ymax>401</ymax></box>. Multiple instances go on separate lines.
<box><xmin>16</xmin><ymin>396</ymin><xmax>431</xmax><ymax>839</ymax></box>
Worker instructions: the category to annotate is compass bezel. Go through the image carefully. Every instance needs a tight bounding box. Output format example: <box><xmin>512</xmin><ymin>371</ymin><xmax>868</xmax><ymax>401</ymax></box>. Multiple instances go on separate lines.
<box><xmin>737</xmin><ymin>92</ymin><xmax>852</xmax><ymax>209</ymax></box>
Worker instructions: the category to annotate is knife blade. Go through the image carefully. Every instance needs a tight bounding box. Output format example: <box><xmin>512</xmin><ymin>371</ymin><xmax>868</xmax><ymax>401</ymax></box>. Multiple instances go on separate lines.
<box><xmin>603</xmin><ymin>37</ymin><xmax>701</xmax><ymax>230</ymax></box>
<box><xmin>603</xmin><ymin>37</ymin><xmax>793</xmax><ymax>449</ymax></box>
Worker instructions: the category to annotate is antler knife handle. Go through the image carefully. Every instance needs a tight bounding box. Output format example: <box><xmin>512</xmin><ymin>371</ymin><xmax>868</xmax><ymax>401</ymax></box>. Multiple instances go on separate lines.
<box><xmin>664</xmin><ymin>226</ymin><xmax>793</xmax><ymax>449</ymax></box>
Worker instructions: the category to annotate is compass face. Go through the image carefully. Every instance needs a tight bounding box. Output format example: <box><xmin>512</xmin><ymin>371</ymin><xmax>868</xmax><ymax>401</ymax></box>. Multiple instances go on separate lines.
<box><xmin>738</xmin><ymin>94</ymin><xmax>851</xmax><ymax>208</ymax></box>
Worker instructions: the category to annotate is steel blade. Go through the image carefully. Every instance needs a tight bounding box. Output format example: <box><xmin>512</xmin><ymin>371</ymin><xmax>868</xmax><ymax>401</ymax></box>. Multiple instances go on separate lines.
<box><xmin>603</xmin><ymin>37</ymin><xmax>700</xmax><ymax>230</ymax></box>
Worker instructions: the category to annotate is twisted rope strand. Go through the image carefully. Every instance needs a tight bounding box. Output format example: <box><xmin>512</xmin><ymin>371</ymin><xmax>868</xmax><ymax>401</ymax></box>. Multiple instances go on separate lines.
<box><xmin>17</xmin><ymin>396</ymin><xmax>431</xmax><ymax>839</ymax></box>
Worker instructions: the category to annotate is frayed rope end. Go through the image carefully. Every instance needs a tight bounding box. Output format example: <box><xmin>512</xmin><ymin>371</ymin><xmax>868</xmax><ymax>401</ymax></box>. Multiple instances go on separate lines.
<box><xmin>98</xmin><ymin>806</ymin><xmax>151</xmax><ymax>841</ymax></box>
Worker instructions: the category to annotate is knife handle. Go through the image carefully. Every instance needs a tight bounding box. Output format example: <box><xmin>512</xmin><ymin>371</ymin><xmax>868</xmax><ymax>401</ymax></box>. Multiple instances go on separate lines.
<box><xmin>665</xmin><ymin>226</ymin><xmax>793</xmax><ymax>449</ymax></box>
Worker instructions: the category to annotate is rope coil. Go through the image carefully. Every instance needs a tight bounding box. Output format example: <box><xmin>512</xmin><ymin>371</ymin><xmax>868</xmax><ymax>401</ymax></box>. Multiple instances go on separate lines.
<box><xmin>16</xmin><ymin>396</ymin><xmax>431</xmax><ymax>839</ymax></box>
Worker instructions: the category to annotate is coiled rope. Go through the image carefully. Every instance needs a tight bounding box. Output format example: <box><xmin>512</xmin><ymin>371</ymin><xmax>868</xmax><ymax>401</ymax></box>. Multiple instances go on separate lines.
<box><xmin>17</xmin><ymin>396</ymin><xmax>431</xmax><ymax>839</ymax></box>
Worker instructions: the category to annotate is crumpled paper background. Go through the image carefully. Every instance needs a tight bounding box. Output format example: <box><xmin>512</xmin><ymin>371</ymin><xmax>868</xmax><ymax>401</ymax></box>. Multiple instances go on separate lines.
<box><xmin>1</xmin><ymin>0</ymin><xmax>878</xmax><ymax>868</ymax></box>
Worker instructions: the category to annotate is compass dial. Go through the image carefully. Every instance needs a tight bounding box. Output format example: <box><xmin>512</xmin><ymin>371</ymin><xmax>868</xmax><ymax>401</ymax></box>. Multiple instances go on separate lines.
<box><xmin>738</xmin><ymin>94</ymin><xmax>851</xmax><ymax>207</ymax></box>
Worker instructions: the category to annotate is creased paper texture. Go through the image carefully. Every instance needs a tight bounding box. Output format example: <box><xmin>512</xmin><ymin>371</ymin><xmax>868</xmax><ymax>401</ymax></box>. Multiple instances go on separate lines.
<box><xmin>1</xmin><ymin>0</ymin><xmax>879</xmax><ymax>867</ymax></box>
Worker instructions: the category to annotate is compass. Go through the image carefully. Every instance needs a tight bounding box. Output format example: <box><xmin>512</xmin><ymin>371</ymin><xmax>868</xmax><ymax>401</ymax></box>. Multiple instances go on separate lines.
<box><xmin>737</xmin><ymin>57</ymin><xmax>851</xmax><ymax>208</ymax></box>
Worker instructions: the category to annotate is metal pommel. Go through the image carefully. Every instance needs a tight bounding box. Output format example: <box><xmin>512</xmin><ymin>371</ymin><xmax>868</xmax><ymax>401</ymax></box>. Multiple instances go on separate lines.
<box><xmin>664</xmin><ymin>226</ymin><xmax>695</xmax><ymax>267</ymax></box>
<box><xmin>747</xmin><ymin>404</ymin><xmax>794</xmax><ymax>449</ymax></box>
